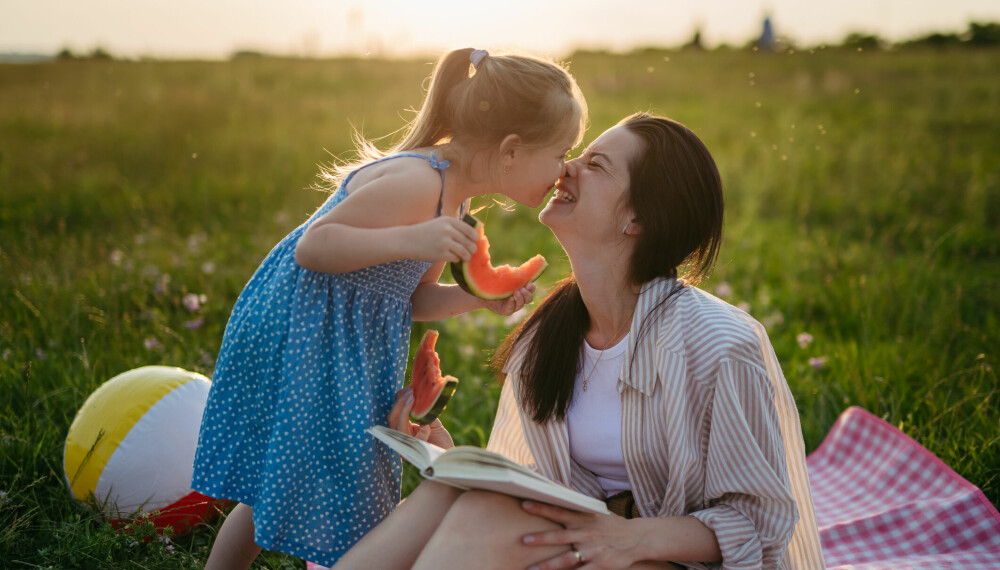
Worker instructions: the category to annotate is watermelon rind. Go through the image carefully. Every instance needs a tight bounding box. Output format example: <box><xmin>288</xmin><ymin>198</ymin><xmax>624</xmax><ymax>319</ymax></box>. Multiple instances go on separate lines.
<box><xmin>449</xmin><ymin>214</ymin><xmax>548</xmax><ymax>300</ymax></box>
<box><xmin>410</xmin><ymin>377</ymin><xmax>458</xmax><ymax>425</ymax></box>
<box><xmin>449</xmin><ymin>214</ymin><xmax>480</xmax><ymax>295</ymax></box>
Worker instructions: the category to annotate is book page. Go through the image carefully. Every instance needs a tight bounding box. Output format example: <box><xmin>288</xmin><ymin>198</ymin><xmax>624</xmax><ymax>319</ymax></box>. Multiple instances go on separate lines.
<box><xmin>368</xmin><ymin>426</ymin><xmax>447</xmax><ymax>470</ymax></box>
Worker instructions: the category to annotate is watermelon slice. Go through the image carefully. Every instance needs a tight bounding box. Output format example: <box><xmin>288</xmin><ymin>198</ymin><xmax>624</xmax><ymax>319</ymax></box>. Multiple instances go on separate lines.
<box><xmin>409</xmin><ymin>330</ymin><xmax>458</xmax><ymax>425</ymax></box>
<box><xmin>450</xmin><ymin>214</ymin><xmax>548</xmax><ymax>300</ymax></box>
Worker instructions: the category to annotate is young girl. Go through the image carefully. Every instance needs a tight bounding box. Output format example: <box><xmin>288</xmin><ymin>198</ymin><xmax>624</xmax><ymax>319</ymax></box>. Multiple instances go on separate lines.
<box><xmin>191</xmin><ymin>48</ymin><xmax>587</xmax><ymax>569</ymax></box>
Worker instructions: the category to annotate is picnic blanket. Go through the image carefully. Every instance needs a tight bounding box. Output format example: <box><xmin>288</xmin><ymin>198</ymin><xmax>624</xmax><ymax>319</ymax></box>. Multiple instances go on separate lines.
<box><xmin>807</xmin><ymin>406</ymin><xmax>1000</xmax><ymax>569</ymax></box>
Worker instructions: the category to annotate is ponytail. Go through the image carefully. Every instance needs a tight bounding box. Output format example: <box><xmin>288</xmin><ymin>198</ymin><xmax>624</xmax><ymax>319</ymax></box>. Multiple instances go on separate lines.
<box><xmin>394</xmin><ymin>48</ymin><xmax>477</xmax><ymax>151</ymax></box>
<box><xmin>491</xmin><ymin>276</ymin><xmax>589</xmax><ymax>423</ymax></box>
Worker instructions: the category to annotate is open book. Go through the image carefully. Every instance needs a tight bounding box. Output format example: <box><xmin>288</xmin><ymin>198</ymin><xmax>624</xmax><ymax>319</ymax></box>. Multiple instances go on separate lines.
<box><xmin>369</xmin><ymin>425</ymin><xmax>610</xmax><ymax>514</ymax></box>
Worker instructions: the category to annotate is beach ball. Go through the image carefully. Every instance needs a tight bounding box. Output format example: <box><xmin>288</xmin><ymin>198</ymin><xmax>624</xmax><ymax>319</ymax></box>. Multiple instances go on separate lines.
<box><xmin>63</xmin><ymin>365</ymin><xmax>218</xmax><ymax>535</ymax></box>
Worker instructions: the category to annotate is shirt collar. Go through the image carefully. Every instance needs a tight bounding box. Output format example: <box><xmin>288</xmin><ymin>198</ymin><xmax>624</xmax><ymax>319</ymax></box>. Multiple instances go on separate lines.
<box><xmin>619</xmin><ymin>276</ymin><xmax>686</xmax><ymax>396</ymax></box>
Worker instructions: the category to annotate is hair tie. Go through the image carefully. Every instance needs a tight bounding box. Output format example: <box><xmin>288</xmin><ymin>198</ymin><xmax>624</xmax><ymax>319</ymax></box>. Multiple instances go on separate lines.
<box><xmin>470</xmin><ymin>49</ymin><xmax>489</xmax><ymax>69</ymax></box>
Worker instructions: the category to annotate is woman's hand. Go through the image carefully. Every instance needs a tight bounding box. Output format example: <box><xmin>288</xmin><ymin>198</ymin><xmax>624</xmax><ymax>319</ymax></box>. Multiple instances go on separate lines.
<box><xmin>387</xmin><ymin>387</ymin><xmax>455</xmax><ymax>449</ymax></box>
<box><xmin>409</xmin><ymin>216</ymin><xmax>480</xmax><ymax>263</ymax></box>
<box><xmin>520</xmin><ymin>501</ymin><xmax>642</xmax><ymax>570</ymax></box>
<box><xmin>483</xmin><ymin>283</ymin><xmax>535</xmax><ymax>316</ymax></box>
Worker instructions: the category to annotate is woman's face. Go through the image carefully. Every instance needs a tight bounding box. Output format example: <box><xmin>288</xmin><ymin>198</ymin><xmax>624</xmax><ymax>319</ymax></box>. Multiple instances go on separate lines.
<box><xmin>539</xmin><ymin>124</ymin><xmax>641</xmax><ymax>241</ymax></box>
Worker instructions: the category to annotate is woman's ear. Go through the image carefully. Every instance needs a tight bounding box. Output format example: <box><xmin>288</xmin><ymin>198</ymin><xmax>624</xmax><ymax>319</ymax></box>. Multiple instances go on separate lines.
<box><xmin>623</xmin><ymin>218</ymin><xmax>641</xmax><ymax>235</ymax></box>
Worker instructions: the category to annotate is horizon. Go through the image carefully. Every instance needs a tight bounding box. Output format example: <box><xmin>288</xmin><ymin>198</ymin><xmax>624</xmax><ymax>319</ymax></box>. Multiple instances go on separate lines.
<box><xmin>3</xmin><ymin>0</ymin><xmax>1000</xmax><ymax>61</ymax></box>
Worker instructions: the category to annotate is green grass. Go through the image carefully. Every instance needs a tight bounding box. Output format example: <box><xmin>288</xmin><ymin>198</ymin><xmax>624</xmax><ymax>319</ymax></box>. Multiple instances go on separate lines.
<box><xmin>1</xmin><ymin>48</ymin><xmax>998</xmax><ymax>568</ymax></box>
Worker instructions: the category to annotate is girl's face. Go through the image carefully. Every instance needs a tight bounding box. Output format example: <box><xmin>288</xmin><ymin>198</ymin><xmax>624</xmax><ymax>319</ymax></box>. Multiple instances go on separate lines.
<box><xmin>539</xmin><ymin>124</ymin><xmax>640</xmax><ymax>242</ymax></box>
<box><xmin>503</xmin><ymin>133</ymin><xmax>577</xmax><ymax>208</ymax></box>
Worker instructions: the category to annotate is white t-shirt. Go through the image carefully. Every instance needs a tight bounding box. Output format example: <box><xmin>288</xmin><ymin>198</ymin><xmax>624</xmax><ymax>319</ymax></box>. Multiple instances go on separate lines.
<box><xmin>567</xmin><ymin>333</ymin><xmax>631</xmax><ymax>498</ymax></box>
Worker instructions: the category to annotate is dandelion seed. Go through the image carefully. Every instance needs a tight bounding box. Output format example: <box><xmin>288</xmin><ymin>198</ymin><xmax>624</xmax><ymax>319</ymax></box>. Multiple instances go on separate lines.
<box><xmin>715</xmin><ymin>282</ymin><xmax>731</xmax><ymax>297</ymax></box>
<box><xmin>797</xmin><ymin>332</ymin><xmax>814</xmax><ymax>348</ymax></box>
<box><xmin>143</xmin><ymin>337</ymin><xmax>162</xmax><ymax>350</ymax></box>
<box><xmin>809</xmin><ymin>356</ymin><xmax>826</xmax><ymax>369</ymax></box>
<box><xmin>110</xmin><ymin>249</ymin><xmax>125</xmax><ymax>266</ymax></box>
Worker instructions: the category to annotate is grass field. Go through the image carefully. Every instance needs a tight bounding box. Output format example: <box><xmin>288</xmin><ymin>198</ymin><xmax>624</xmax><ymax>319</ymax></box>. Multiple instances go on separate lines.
<box><xmin>1</xmin><ymin>47</ymin><xmax>998</xmax><ymax>568</ymax></box>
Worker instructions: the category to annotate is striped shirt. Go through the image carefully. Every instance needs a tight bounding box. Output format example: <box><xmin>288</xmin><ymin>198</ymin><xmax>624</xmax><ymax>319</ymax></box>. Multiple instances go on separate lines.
<box><xmin>487</xmin><ymin>277</ymin><xmax>825</xmax><ymax>570</ymax></box>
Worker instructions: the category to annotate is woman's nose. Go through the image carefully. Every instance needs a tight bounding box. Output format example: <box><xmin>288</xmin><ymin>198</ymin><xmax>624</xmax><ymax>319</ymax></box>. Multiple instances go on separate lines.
<box><xmin>563</xmin><ymin>158</ymin><xmax>578</xmax><ymax>178</ymax></box>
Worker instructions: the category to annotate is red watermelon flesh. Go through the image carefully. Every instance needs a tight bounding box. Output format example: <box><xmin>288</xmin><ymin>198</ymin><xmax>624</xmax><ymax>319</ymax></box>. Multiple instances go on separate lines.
<box><xmin>450</xmin><ymin>214</ymin><xmax>548</xmax><ymax>300</ymax></box>
<box><xmin>409</xmin><ymin>330</ymin><xmax>458</xmax><ymax>425</ymax></box>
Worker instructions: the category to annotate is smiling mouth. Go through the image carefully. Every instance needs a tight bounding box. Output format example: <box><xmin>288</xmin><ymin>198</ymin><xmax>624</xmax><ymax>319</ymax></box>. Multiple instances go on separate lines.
<box><xmin>553</xmin><ymin>189</ymin><xmax>576</xmax><ymax>202</ymax></box>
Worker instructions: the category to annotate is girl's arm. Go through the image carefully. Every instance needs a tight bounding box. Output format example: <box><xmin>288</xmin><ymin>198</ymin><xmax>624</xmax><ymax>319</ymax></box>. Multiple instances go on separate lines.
<box><xmin>294</xmin><ymin>169</ymin><xmax>479</xmax><ymax>274</ymax></box>
<box><xmin>410</xmin><ymin>261</ymin><xmax>536</xmax><ymax>321</ymax></box>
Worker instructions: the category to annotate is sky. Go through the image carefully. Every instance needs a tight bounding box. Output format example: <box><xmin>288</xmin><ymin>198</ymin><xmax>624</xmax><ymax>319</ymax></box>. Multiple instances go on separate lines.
<box><xmin>3</xmin><ymin>0</ymin><xmax>1000</xmax><ymax>59</ymax></box>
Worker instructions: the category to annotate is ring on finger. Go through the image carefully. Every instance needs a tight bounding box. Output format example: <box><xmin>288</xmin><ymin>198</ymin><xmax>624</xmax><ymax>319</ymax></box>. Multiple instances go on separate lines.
<box><xmin>572</xmin><ymin>548</ymin><xmax>584</xmax><ymax>563</ymax></box>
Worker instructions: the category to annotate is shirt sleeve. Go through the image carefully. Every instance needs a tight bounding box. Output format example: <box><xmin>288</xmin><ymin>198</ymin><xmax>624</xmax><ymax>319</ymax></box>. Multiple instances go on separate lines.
<box><xmin>687</xmin><ymin>359</ymin><xmax>799</xmax><ymax>570</ymax></box>
<box><xmin>485</xmin><ymin>377</ymin><xmax>537</xmax><ymax>467</ymax></box>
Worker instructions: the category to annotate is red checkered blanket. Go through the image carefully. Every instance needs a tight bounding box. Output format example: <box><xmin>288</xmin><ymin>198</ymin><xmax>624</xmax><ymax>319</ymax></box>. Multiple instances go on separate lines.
<box><xmin>807</xmin><ymin>406</ymin><xmax>1000</xmax><ymax>569</ymax></box>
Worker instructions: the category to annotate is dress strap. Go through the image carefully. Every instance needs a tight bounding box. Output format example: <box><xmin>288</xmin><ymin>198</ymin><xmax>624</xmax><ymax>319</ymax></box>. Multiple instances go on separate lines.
<box><xmin>428</xmin><ymin>152</ymin><xmax>451</xmax><ymax>217</ymax></box>
<box><xmin>342</xmin><ymin>152</ymin><xmax>451</xmax><ymax>215</ymax></box>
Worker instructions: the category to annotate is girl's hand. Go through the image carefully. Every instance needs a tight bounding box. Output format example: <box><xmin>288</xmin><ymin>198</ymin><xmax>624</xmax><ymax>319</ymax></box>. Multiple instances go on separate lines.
<box><xmin>387</xmin><ymin>387</ymin><xmax>455</xmax><ymax>449</ymax></box>
<box><xmin>483</xmin><ymin>283</ymin><xmax>535</xmax><ymax>316</ymax></box>
<box><xmin>520</xmin><ymin>501</ymin><xmax>641</xmax><ymax>570</ymax></box>
<box><xmin>410</xmin><ymin>217</ymin><xmax>480</xmax><ymax>263</ymax></box>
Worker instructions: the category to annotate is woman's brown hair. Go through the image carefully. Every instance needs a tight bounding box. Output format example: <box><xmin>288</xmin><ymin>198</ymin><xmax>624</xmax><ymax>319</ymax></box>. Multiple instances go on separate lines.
<box><xmin>493</xmin><ymin>112</ymin><xmax>724</xmax><ymax>423</ymax></box>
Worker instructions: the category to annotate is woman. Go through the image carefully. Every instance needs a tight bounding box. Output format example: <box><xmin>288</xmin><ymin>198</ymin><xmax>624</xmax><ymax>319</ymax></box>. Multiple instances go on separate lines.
<box><xmin>333</xmin><ymin>113</ymin><xmax>824</xmax><ymax>569</ymax></box>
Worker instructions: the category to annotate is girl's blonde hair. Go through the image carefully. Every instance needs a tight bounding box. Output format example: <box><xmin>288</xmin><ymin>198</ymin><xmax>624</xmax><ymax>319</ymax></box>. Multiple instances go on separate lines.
<box><xmin>323</xmin><ymin>48</ymin><xmax>588</xmax><ymax>185</ymax></box>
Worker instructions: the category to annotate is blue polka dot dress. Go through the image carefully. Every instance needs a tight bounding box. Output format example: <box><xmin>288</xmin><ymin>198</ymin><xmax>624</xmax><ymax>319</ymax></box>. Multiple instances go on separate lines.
<box><xmin>192</xmin><ymin>153</ymin><xmax>452</xmax><ymax>566</ymax></box>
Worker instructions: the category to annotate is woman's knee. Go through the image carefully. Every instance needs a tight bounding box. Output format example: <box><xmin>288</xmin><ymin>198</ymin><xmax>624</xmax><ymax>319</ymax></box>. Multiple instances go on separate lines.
<box><xmin>447</xmin><ymin>490</ymin><xmax>523</xmax><ymax>522</ymax></box>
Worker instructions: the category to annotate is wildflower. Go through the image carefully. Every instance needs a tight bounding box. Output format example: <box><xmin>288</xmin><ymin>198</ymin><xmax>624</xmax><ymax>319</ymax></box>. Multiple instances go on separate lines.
<box><xmin>110</xmin><ymin>249</ymin><xmax>125</xmax><ymax>266</ymax></box>
<box><xmin>128</xmin><ymin>540</ymin><xmax>140</xmax><ymax>548</ymax></box>
<box><xmin>737</xmin><ymin>301</ymin><xmax>751</xmax><ymax>313</ymax></box>
<box><xmin>797</xmin><ymin>332</ymin><xmax>814</xmax><ymax>348</ymax></box>
<box><xmin>184</xmin><ymin>317</ymin><xmax>205</xmax><ymax>330</ymax></box>
<box><xmin>1</xmin><ymin>349</ymin><xmax>11</xmax><ymax>361</ymax></box>
<box><xmin>201</xmin><ymin>261</ymin><xmax>216</xmax><ymax>275</ymax></box>
<box><xmin>143</xmin><ymin>337</ymin><xmax>162</xmax><ymax>350</ymax></box>
<box><xmin>35</xmin><ymin>347</ymin><xmax>47</xmax><ymax>360</ymax></box>
<box><xmin>715</xmin><ymin>282</ymin><xmax>731</xmax><ymax>298</ymax></box>
<box><xmin>809</xmin><ymin>356</ymin><xmax>826</xmax><ymax>370</ymax></box>
<box><xmin>183</xmin><ymin>293</ymin><xmax>207</xmax><ymax>312</ymax></box>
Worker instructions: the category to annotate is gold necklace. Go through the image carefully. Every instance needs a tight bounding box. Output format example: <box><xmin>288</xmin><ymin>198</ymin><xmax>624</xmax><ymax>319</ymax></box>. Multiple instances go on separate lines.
<box><xmin>582</xmin><ymin>315</ymin><xmax>632</xmax><ymax>392</ymax></box>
